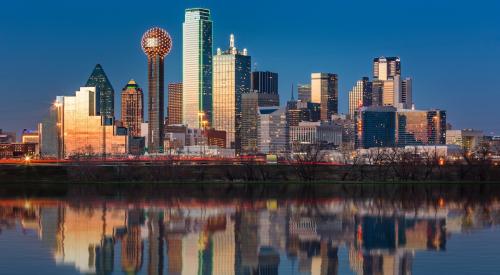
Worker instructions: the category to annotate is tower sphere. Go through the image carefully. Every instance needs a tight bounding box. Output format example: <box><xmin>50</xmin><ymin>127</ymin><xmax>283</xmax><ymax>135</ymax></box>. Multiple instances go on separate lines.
<box><xmin>141</xmin><ymin>27</ymin><xmax>172</xmax><ymax>57</ymax></box>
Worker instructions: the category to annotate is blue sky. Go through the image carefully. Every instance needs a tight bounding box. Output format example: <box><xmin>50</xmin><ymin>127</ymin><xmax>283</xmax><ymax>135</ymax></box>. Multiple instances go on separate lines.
<box><xmin>0</xmin><ymin>0</ymin><xmax>499</xmax><ymax>135</ymax></box>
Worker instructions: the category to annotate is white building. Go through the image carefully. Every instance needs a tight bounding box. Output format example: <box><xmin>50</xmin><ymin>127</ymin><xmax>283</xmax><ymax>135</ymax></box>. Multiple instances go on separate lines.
<box><xmin>289</xmin><ymin>121</ymin><xmax>342</xmax><ymax>150</ymax></box>
<box><xmin>258</xmin><ymin>107</ymin><xmax>287</xmax><ymax>155</ymax></box>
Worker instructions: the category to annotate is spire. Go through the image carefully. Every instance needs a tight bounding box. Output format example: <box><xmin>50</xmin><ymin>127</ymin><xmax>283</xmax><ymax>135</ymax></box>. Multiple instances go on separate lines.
<box><xmin>291</xmin><ymin>84</ymin><xmax>295</xmax><ymax>100</ymax></box>
<box><xmin>85</xmin><ymin>64</ymin><xmax>115</xmax><ymax>118</ymax></box>
<box><xmin>230</xmin><ymin>33</ymin><xmax>235</xmax><ymax>48</ymax></box>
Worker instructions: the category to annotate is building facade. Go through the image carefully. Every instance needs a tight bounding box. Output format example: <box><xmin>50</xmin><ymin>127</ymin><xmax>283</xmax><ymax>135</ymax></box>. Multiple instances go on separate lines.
<box><xmin>60</xmin><ymin>87</ymin><xmax>128</xmax><ymax>157</ymax></box>
<box><xmin>397</xmin><ymin>109</ymin><xmax>446</xmax><ymax>146</ymax></box>
<box><xmin>141</xmin><ymin>27</ymin><xmax>172</xmax><ymax>153</ymax></box>
<box><xmin>355</xmin><ymin>106</ymin><xmax>397</xmax><ymax>149</ymax></box>
<box><xmin>289</xmin><ymin>121</ymin><xmax>342</xmax><ymax>151</ymax></box>
<box><xmin>258</xmin><ymin>107</ymin><xmax>287</xmax><ymax>155</ymax></box>
<box><xmin>121</xmin><ymin>80</ymin><xmax>144</xmax><ymax>137</ymax></box>
<box><xmin>251</xmin><ymin>71</ymin><xmax>280</xmax><ymax>106</ymax></box>
<box><xmin>298</xmin><ymin>84</ymin><xmax>311</xmax><ymax>102</ymax></box>
<box><xmin>212</xmin><ymin>34</ymin><xmax>251</xmax><ymax>149</ymax></box>
<box><xmin>167</xmin><ymin>82</ymin><xmax>183</xmax><ymax>125</ymax></box>
<box><xmin>446</xmin><ymin>129</ymin><xmax>484</xmax><ymax>151</ymax></box>
<box><xmin>311</xmin><ymin>73</ymin><xmax>338</xmax><ymax>121</ymax></box>
<box><xmin>183</xmin><ymin>8</ymin><xmax>213</xmax><ymax>128</ymax></box>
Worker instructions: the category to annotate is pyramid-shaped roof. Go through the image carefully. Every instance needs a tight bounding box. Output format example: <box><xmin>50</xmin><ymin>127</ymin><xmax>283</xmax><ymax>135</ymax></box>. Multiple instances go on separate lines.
<box><xmin>85</xmin><ymin>64</ymin><xmax>114</xmax><ymax>92</ymax></box>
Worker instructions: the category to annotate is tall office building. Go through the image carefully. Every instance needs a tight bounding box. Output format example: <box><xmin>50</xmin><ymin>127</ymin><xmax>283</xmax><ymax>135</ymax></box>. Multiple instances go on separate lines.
<box><xmin>141</xmin><ymin>27</ymin><xmax>172</xmax><ymax>153</ymax></box>
<box><xmin>348</xmin><ymin>77</ymin><xmax>372</xmax><ymax>118</ymax></box>
<box><xmin>373</xmin><ymin>57</ymin><xmax>400</xmax><ymax>81</ymax></box>
<box><xmin>212</xmin><ymin>34</ymin><xmax>251</xmax><ymax>149</ymax></box>
<box><xmin>401</xmin><ymin>77</ymin><xmax>413</xmax><ymax>109</ymax></box>
<box><xmin>121</xmin><ymin>80</ymin><xmax>143</xmax><ymax>137</ymax></box>
<box><xmin>59</xmin><ymin>87</ymin><xmax>128</xmax><ymax>157</ymax></box>
<box><xmin>167</xmin><ymin>83</ymin><xmax>183</xmax><ymax>125</ymax></box>
<box><xmin>298</xmin><ymin>84</ymin><xmax>311</xmax><ymax>102</ymax></box>
<box><xmin>85</xmin><ymin>64</ymin><xmax>115</xmax><ymax>121</ymax></box>
<box><xmin>251</xmin><ymin>71</ymin><xmax>278</xmax><ymax>94</ymax></box>
<box><xmin>382</xmin><ymin>75</ymin><xmax>401</xmax><ymax>107</ymax></box>
<box><xmin>241</xmin><ymin>93</ymin><xmax>260</xmax><ymax>153</ymax></box>
<box><xmin>311</xmin><ymin>73</ymin><xmax>338</xmax><ymax>121</ymax></box>
<box><xmin>183</xmin><ymin>8</ymin><xmax>213</xmax><ymax>128</ymax></box>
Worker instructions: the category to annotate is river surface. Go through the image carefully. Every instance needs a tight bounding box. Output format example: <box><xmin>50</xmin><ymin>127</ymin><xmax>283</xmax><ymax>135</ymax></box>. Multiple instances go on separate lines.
<box><xmin>0</xmin><ymin>183</ymin><xmax>499</xmax><ymax>274</ymax></box>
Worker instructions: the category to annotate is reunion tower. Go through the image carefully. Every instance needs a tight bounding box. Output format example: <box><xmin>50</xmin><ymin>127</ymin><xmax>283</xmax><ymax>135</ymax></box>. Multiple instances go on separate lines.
<box><xmin>141</xmin><ymin>27</ymin><xmax>172</xmax><ymax>153</ymax></box>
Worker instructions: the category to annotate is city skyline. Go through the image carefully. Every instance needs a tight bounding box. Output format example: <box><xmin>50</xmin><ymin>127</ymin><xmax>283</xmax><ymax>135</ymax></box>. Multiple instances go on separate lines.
<box><xmin>0</xmin><ymin>0</ymin><xmax>499</xmax><ymax>135</ymax></box>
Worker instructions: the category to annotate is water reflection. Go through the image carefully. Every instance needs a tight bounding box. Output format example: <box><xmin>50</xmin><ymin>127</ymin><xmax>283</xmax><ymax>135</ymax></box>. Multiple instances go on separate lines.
<box><xmin>1</xmin><ymin>185</ymin><xmax>500</xmax><ymax>275</ymax></box>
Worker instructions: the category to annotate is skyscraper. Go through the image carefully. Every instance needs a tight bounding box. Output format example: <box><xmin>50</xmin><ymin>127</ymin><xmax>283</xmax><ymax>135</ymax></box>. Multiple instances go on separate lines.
<box><xmin>311</xmin><ymin>73</ymin><xmax>338</xmax><ymax>121</ymax></box>
<box><xmin>212</xmin><ymin>34</ymin><xmax>251</xmax><ymax>149</ymax></box>
<box><xmin>348</xmin><ymin>77</ymin><xmax>372</xmax><ymax>118</ymax></box>
<box><xmin>298</xmin><ymin>84</ymin><xmax>312</xmax><ymax>102</ymax></box>
<box><xmin>382</xmin><ymin>75</ymin><xmax>401</xmax><ymax>107</ymax></box>
<box><xmin>183</xmin><ymin>8</ymin><xmax>213</xmax><ymax>128</ymax></box>
<box><xmin>85</xmin><ymin>64</ymin><xmax>115</xmax><ymax>121</ymax></box>
<box><xmin>401</xmin><ymin>77</ymin><xmax>413</xmax><ymax>109</ymax></box>
<box><xmin>167</xmin><ymin>83</ymin><xmax>183</xmax><ymax>125</ymax></box>
<box><xmin>141</xmin><ymin>27</ymin><xmax>172</xmax><ymax>153</ymax></box>
<box><xmin>121</xmin><ymin>80</ymin><xmax>143</xmax><ymax>137</ymax></box>
<box><xmin>251</xmin><ymin>71</ymin><xmax>278</xmax><ymax>94</ymax></box>
<box><xmin>373</xmin><ymin>57</ymin><xmax>400</xmax><ymax>81</ymax></box>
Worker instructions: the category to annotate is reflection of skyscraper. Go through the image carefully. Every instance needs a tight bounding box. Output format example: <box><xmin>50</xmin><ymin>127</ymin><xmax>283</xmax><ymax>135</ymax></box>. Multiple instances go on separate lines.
<box><xmin>183</xmin><ymin>8</ymin><xmax>213</xmax><ymax>128</ymax></box>
<box><xmin>167</xmin><ymin>234</ymin><xmax>183</xmax><ymax>275</ymax></box>
<box><xmin>147</xmin><ymin>211</ymin><xmax>164</xmax><ymax>275</ymax></box>
<box><xmin>85</xmin><ymin>64</ymin><xmax>115</xmax><ymax>120</ymax></box>
<box><xmin>121</xmin><ymin>209</ymin><xmax>144</xmax><ymax>274</ymax></box>
<box><xmin>121</xmin><ymin>80</ymin><xmax>144</xmax><ymax>137</ymax></box>
<box><xmin>141</xmin><ymin>27</ymin><xmax>172</xmax><ymax>153</ymax></box>
<box><xmin>258</xmin><ymin>247</ymin><xmax>280</xmax><ymax>275</ymax></box>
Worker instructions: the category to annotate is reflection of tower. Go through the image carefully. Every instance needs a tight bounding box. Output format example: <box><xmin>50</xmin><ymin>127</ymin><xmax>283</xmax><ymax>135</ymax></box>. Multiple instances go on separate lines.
<box><xmin>121</xmin><ymin>209</ymin><xmax>144</xmax><ymax>273</ymax></box>
<box><xmin>258</xmin><ymin>246</ymin><xmax>280</xmax><ymax>275</ymax></box>
<box><xmin>95</xmin><ymin>237</ymin><xmax>114</xmax><ymax>275</ymax></box>
<box><xmin>167</xmin><ymin>233</ymin><xmax>183</xmax><ymax>275</ymax></box>
<box><xmin>141</xmin><ymin>27</ymin><xmax>172</xmax><ymax>153</ymax></box>
<box><xmin>147</xmin><ymin>211</ymin><xmax>164</xmax><ymax>275</ymax></box>
<box><xmin>235</xmin><ymin>211</ymin><xmax>259</xmax><ymax>274</ymax></box>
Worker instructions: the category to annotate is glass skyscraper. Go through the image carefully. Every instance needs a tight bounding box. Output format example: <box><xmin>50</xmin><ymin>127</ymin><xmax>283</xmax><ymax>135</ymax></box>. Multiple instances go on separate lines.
<box><xmin>85</xmin><ymin>64</ymin><xmax>115</xmax><ymax>121</ymax></box>
<box><xmin>212</xmin><ymin>34</ymin><xmax>251</xmax><ymax>149</ymax></box>
<box><xmin>348</xmin><ymin>77</ymin><xmax>372</xmax><ymax>118</ymax></box>
<box><xmin>311</xmin><ymin>73</ymin><xmax>338</xmax><ymax>121</ymax></box>
<box><xmin>183</xmin><ymin>8</ymin><xmax>213</xmax><ymax>128</ymax></box>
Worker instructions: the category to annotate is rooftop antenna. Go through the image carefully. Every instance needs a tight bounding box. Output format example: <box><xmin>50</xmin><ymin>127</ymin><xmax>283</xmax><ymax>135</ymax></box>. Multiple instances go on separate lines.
<box><xmin>291</xmin><ymin>83</ymin><xmax>295</xmax><ymax>100</ymax></box>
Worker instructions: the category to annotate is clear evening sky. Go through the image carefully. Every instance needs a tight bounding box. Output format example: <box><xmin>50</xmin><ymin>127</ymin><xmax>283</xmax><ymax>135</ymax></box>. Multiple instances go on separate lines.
<box><xmin>0</xmin><ymin>0</ymin><xmax>498</xmax><ymax>134</ymax></box>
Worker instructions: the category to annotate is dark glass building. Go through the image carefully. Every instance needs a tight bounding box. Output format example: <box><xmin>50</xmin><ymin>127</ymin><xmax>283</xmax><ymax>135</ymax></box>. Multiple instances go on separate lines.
<box><xmin>85</xmin><ymin>64</ymin><xmax>115</xmax><ymax>121</ymax></box>
<box><xmin>251</xmin><ymin>71</ymin><xmax>278</xmax><ymax>94</ymax></box>
<box><xmin>355</xmin><ymin>106</ymin><xmax>397</xmax><ymax>148</ymax></box>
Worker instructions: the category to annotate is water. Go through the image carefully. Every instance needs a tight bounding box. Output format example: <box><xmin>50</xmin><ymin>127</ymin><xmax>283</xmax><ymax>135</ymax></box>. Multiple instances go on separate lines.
<box><xmin>0</xmin><ymin>183</ymin><xmax>500</xmax><ymax>275</ymax></box>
